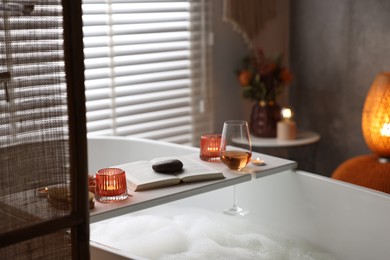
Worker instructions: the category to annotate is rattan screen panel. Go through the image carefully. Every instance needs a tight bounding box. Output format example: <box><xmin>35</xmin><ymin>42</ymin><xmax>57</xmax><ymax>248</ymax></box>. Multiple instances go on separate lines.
<box><xmin>0</xmin><ymin>0</ymin><xmax>73</xmax><ymax>256</ymax></box>
<box><xmin>0</xmin><ymin>228</ymin><xmax>72</xmax><ymax>259</ymax></box>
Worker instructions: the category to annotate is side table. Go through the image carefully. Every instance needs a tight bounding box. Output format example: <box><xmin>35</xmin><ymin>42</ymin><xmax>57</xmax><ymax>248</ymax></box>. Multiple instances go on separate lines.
<box><xmin>250</xmin><ymin>131</ymin><xmax>321</xmax><ymax>172</ymax></box>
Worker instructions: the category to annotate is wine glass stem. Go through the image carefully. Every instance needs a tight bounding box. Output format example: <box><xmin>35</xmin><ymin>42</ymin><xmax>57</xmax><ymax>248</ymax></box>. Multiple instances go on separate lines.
<box><xmin>232</xmin><ymin>185</ymin><xmax>238</xmax><ymax>208</ymax></box>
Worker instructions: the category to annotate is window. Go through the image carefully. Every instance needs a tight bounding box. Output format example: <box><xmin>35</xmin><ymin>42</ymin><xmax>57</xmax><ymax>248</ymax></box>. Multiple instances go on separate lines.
<box><xmin>82</xmin><ymin>0</ymin><xmax>213</xmax><ymax>146</ymax></box>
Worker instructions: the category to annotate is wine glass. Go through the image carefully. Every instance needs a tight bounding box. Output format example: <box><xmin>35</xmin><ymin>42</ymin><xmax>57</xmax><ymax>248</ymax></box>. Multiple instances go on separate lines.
<box><xmin>220</xmin><ymin>120</ymin><xmax>252</xmax><ymax>215</ymax></box>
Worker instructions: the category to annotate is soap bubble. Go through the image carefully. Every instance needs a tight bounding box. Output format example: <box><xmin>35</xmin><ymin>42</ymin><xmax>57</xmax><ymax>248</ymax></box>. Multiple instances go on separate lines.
<box><xmin>91</xmin><ymin>206</ymin><xmax>338</xmax><ymax>260</ymax></box>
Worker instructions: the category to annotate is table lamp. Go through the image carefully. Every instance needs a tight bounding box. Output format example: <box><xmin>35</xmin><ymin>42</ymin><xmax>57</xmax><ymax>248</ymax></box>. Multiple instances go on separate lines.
<box><xmin>332</xmin><ymin>72</ymin><xmax>390</xmax><ymax>193</ymax></box>
<box><xmin>362</xmin><ymin>72</ymin><xmax>390</xmax><ymax>161</ymax></box>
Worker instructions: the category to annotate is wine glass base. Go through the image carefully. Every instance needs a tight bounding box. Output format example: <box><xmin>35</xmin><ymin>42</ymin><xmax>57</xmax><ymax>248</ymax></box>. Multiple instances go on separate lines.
<box><xmin>223</xmin><ymin>206</ymin><xmax>249</xmax><ymax>216</ymax></box>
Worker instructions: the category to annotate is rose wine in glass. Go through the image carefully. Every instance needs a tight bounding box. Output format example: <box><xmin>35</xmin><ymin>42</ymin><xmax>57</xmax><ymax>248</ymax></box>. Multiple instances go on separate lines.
<box><xmin>220</xmin><ymin>120</ymin><xmax>252</xmax><ymax>216</ymax></box>
<box><xmin>220</xmin><ymin>150</ymin><xmax>252</xmax><ymax>171</ymax></box>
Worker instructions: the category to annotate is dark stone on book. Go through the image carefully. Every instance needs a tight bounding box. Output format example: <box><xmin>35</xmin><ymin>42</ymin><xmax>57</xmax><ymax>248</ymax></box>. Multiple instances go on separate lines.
<box><xmin>152</xmin><ymin>159</ymin><xmax>183</xmax><ymax>174</ymax></box>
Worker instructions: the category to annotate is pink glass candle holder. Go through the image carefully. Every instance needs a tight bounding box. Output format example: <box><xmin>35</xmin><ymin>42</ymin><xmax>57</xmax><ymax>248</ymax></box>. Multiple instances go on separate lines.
<box><xmin>95</xmin><ymin>168</ymin><xmax>128</xmax><ymax>202</ymax></box>
<box><xmin>200</xmin><ymin>134</ymin><xmax>222</xmax><ymax>162</ymax></box>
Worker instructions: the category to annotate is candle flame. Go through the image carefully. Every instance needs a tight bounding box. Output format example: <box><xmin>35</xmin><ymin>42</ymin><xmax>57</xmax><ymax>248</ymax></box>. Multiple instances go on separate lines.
<box><xmin>281</xmin><ymin>108</ymin><xmax>293</xmax><ymax>119</ymax></box>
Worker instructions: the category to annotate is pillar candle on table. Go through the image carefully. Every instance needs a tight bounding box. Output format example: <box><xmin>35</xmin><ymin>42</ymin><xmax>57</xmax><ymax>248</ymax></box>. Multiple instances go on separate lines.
<box><xmin>277</xmin><ymin>107</ymin><xmax>297</xmax><ymax>140</ymax></box>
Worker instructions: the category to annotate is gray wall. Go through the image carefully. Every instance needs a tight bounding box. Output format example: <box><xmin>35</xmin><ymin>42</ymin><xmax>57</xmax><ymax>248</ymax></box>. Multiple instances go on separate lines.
<box><xmin>290</xmin><ymin>0</ymin><xmax>390</xmax><ymax>176</ymax></box>
<box><xmin>211</xmin><ymin>0</ymin><xmax>249</xmax><ymax>133</ymax></box>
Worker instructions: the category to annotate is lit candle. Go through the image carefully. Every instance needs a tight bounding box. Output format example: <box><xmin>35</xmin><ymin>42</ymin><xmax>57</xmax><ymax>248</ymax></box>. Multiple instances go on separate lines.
<box><xmin>200</xmin><ymin>134</ymin><xmax>222</xmax><ymax>162</ymax></box>
<box><xmin>37</xmin><ymin>187</ymin><xmax>49</xmax><ymax>198</ymax></box>
<box><xmin>95</xmin><ymin>168</ymin><xmax>128</xmax><ymax>202</ymax></box>
<box><xmin>277</xmin><ymin>107</ymin><xmax>297</xmax><ymax>140</ymax></box>
<box><xmin>251</xmin><ymin>157</ymin><xmax>265</xmax><ymax>166</ymax></box>
<box><xmin>380</xmin><ymin>123</ymin><xmax>390</xmax><ymax>137</ymax></box>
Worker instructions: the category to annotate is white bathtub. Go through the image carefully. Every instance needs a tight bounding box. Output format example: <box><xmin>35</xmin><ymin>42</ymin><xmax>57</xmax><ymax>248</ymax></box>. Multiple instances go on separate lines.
<box><xmin>88</xmin><ymin>136</ymin><xmax>390</xmax><ymax>260</ymax></box>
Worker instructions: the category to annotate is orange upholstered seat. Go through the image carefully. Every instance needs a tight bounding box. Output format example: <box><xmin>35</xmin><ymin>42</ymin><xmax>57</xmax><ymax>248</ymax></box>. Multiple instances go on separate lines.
<box><xmin>332</xmin><ymin>154</ymin><xmax>390</xmax><ymax>194</ymax></box>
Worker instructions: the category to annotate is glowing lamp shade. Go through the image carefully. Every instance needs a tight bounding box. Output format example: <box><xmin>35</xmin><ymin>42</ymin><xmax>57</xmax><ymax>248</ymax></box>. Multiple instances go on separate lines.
<box><xmin>362</xmin><ymin>72</ymin><xmax>390</xmax><ymax>158</ymax></box>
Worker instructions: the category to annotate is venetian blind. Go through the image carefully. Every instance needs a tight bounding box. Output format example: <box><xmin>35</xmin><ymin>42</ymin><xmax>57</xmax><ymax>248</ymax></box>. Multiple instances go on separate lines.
<box><xmin>82</xmin><ymin>0</ymin><xmax>213</xmax><ymax>146</ymax></box>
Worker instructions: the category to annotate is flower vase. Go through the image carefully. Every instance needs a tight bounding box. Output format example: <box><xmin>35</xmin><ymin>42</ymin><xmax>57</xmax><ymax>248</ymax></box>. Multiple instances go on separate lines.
<box><xmin>250</xmin><ymin>101</ymin><xmax>281</xmax><ymax>138</ymax></box>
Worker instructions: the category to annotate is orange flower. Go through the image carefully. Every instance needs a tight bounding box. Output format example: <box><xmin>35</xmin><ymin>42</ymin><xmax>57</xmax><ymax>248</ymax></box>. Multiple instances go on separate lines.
<box><xmin>236</xmin><ymin>47</ymin><xmax>293</xmax><ymax>102</ymax></box>
<box><xmin>238</xmin><ymin>70</ymin><xmax>252</xmax><ymax>86</ymax></box>
<box><xmin>280</xmin><ymin>68</ymin><xmax>293</xmax><ymax>83</ymax></box>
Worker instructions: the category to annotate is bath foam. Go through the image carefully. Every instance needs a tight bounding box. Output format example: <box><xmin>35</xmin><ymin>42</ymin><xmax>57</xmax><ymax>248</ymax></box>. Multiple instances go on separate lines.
<box><xmin>91</xmin><ymin>206</ymin><xmax>338</xmax><ymax>260</ymax></box>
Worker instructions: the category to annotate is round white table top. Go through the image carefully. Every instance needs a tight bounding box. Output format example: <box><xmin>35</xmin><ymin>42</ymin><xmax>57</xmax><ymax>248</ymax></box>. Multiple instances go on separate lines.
<box><xmin>250</xmin><ymin>131</ymin><xmax>321</xmax><ymax>148</ymax></box>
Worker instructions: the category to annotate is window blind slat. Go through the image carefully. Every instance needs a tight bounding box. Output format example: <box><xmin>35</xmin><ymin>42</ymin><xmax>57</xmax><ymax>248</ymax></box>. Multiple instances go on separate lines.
<box><xmin>116</xmin><ymin>107</ymin><xmax>191</xmax><ymax>127</ymax></box>
<box><xmin>115</xmin><ymin>89</ymin><xmax>190</xmax><ymax>107</ymax></box>
<box><xmin>83</xmin><ymin>21</ymin><xmax>192</xmax><ymax>37</ymax></box>
<box><xmin>85</xmin><ymin>68</ymin><xmax>190</xmax><ymax>85</ymax></box>
<box><xmin>84</xmin><ymin>41</ymin><xmax>193</xmax><ymax>57</ymax></box>
<box><xmin>82</xmin><ymin>13</ymin><xmax>191</xmax><ymax>26</ymax></box>
<box><xmin>113</xmin><ymin>31</ymin><xmax>192</xmax><ymax>45</ymax></box>
<box><xmin>84</xmin><ymin>0</ymin><xmax>188</xmax><ymax>3</ymax></box>
<box><xmin>159</xmin><ymin>134</ymin><xmax>192</xmax><ymax>145</ymax></box>
<box><xmin>115</xmin><ymin>97</ymin><xmax>191</xmax><ymax>116</ymax></box>
<box><xmin>86</xmin><ymin>78</ymin><xmax>190</xmax><ymax>101</ymax></box>
<box><xmin>86</xmin><ymin>99</ymin><xmax>112</xmax><ymax>112</ymax></box>
<box><xmin>115</xmin><ymin>78</ymin><xmax>190</xmax><ymax>95</ymax></box>
<box><xmin>130</xmin><ymin>125</ymin><xmax>192</xmax><ymax>141</ymax></box>
<box><xmin>116</xmin><ymin>116</ymin><xmax>191</xmax><ymax>135</ymax></box>
<box><xmin>87</xmin><ymin>119</ymin><xmax>113</xmax><ymax>133</ymax></box>
<box><xmin>85</xmin><ymin>50</ymin><xmax>191</xmax><ymax>70</ymax></box>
